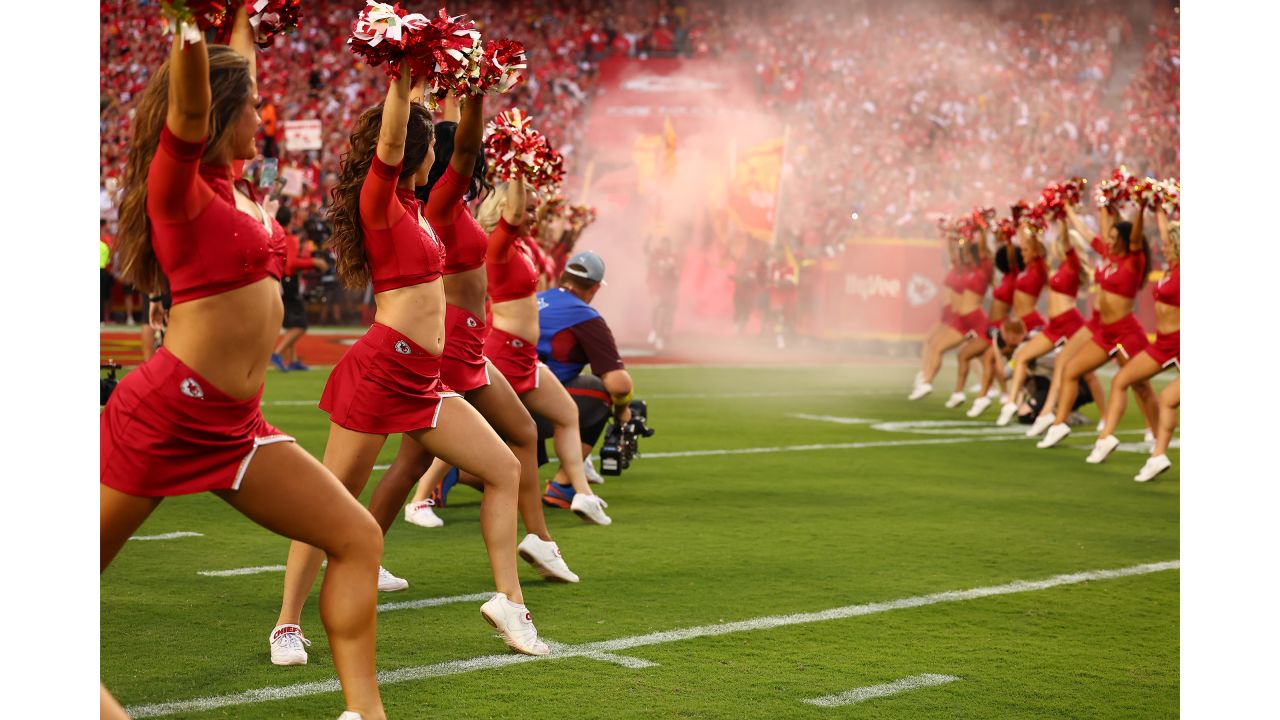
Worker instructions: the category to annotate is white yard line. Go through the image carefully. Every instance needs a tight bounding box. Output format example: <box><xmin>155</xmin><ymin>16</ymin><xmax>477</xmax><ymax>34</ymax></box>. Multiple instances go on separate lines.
<box><xmin>787</xmin><ymin>414</ymin><xmax>880</xmax><ymax>424</ymax></box>
<box><xmin>125</xmin><ymin>560</ymin><xmax>1178</xmax><ymax>718</ymax></box>
<box><xmin>367</xmin><ymin>435</ymin><xmax>1024</xmax><ymax>472</ymax></box>
<box><xmin>129</xmin><ymin>532</ymin><xmax>204</xmax><ymax>542</ymax></box>
<box><xmin>196</xmin><ymin>565</ymin><xmax>286</xmax><ymax>577</ymax></box>
<box><xmin>803</xmin><ymin>673</ymin><xmax>961</xmax><ymax>707</ymax></box>
<box><xmin>262</xmin><ymin>389</ymin><xmax>900</xmax><ymax>407</ymax></box>
<box><xmin>377</xmin><ymin>592</ymin><xmax>494</xmax><ymax>613</ymax></box>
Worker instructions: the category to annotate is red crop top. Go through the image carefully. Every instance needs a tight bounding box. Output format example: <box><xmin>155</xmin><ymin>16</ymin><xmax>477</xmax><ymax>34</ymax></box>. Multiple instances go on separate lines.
<box><xmin>1048</xmin><ymin>248</ymin><xmax>1082</xmax><ymax>297</ymax></box>
<box><xmin>961</xmin><ymin>258</ymin><xmax>992</xmax><ymax>295</ymax></box>
<box><xmin>147</xmin><ymin>127</ymin><xmax>284</xmax><ymax>305</ymax></box>
<box><xmin>486</xmin><ymin>219</ymin><xmax>539</xmax><ymax>303</ymax></box>
<box><xmin>1014</xmin><ymin>256</ymin><xmax>1048</xmax><ymax>298</ymax></box>
<box><xmin>361</xmin><ymin>156</ymin><xmax>445</xmax><ymax>294</ymax></box>
<box><xmin>944</xmin><ymin>267</ymin><xmax>965</xmax><ymax>293</ymax></box>
<box><xmin>1153</xmin><ymin>263</ymin><xmax>1179</xmax><ymax>307</ymax></box>
<box><xmin>426</xmin><ymin>164</ymin><xmax>487</xmax><ymax>275</ymax></box>
<box><xmin>992</xmin><ymin>269</ymin><xmax>1016</xmax><ymax>304</ymax></box>
<box><xmin>1091</xmin><ymin>235</ymin><xmax>1146</xmax><ymax>300</ymax></box>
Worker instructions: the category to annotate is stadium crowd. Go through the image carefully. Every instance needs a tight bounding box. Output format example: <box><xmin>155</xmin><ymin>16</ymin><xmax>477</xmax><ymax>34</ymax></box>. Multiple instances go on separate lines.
<box><xmin>102</xmin><ymin>1</ymin><xmax>1179</xmax><ymax>324</ymax></box>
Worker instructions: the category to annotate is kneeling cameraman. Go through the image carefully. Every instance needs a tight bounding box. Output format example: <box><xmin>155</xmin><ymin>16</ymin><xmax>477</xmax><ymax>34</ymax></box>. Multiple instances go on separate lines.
<box><xmin>535</xmin><ymin>252</ymin><xmax>651</xmax><ymax>510</ymax></box>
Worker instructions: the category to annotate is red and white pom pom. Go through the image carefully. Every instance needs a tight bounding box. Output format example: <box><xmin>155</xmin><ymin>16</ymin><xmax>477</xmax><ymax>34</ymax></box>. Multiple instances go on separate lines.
<box><xmin>530</xmin><ymin>142</ymin><xmax>565</xmax><ymax>191</ymax></box>
<box><xmin>408</xmin><ymin>9</ymin><xmax>483</xmax><ymax>105</ymax></box>
<box><xmin>247</xmin><ymin>0</ymin><xmax>302</xmax><ymax>47</ymax></box>
<box><xmin>348</xmin><ymin>1</ymin><xmax>429</xmax><ymax>79</ymax></box>
<box><xmin>484</xmin><ymin>108</ymin><xmax>541</xmax><ymax>181</ymax></box>
<box><xmin>1094</xmin><ymin>166</ymin><xmax>1136</xmax><ymax>210</ymax></box>
<box><xmin>1060</xmin><ymin>177</ymin><xmax>1086</xmax><ymax>209</ymax></box>
<box><xmin>473</xmin><ymin>39</ymin><xmax>528</xmax><ymax>95</ymax></box>
<box><xmin>995</xmin><ymin>217</ymin><xmax>1017</xmax><ymax>242</ymax></box>
<box><xmin>568</xmin><ymin>204</ymin><xmax>598</xmax><ymax>228</ymax></box>
<box><xmin>162</xmin><ymin>1</ymin><xmax>229</xmax><ymax>45</ymax></box>
<box><xmin>1154</xmin><ymin>178</ymin><xmax>1180</xmax><ymax>218</ymax></box>
<box><xmin>1132</xmin><ymin>177</ymin><xmax>1159</xmax><ymax>207</ymax></box>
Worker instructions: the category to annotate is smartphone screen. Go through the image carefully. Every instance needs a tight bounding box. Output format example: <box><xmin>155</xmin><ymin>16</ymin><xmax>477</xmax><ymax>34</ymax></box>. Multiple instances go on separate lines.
<box><xmin>260</xmin><ymin>158</ymin><xmax>279</xmax><ymax>189</ymax></box>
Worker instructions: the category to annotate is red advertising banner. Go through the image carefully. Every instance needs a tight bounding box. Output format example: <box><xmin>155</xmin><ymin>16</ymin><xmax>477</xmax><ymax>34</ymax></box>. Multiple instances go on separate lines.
<box><xmin>814</xmin><ymin>238</ymin><xmax>1161</xmax><ymax>342</ymax></box>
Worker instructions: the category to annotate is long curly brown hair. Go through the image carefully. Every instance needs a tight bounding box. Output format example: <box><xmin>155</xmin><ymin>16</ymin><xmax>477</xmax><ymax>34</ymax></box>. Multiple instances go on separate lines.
<box><xmin>115</xmin><ymin>46</ymin><xmax>252</xmax><ymax>295</ymax></box>
<box><xmin>327</xmin><ymin>103</ymin><xmax>434</xmax><ymax>289</ymax></box>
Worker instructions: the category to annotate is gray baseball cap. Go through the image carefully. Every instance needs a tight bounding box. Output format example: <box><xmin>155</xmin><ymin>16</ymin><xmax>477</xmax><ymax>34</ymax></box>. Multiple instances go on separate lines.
<box><xmin>564</xmin><ymin>251</ymin><xmax>607</xmax><ymax>285</ymax></box>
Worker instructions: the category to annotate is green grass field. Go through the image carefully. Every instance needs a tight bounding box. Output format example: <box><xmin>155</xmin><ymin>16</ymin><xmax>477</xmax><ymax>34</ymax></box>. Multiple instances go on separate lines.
<box><xmin>102</xmin><ymin>362</ymin><xmax>1179</xmax><ymax>719</ymax></box>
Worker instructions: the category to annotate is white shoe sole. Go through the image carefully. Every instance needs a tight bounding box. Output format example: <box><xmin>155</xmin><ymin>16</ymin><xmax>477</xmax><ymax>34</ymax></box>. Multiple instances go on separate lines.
<box><xmin>271</xmin><ymin>654</ymin><xmax>307</xmax><ymax>666</ymax></box>
<box><xmin>480</xmin><ymin>607</ymin><xmax>550</xmax><ymax>656</ymax></box>
<box><xmin>404</xmin><ymin>509</ymin><xmax>444</xmax><ymax>528</ymax></box>
<box><xmin>572</xmin><ymin>508</ymin><xmax>612</xmax><ymax>525</ymax></box>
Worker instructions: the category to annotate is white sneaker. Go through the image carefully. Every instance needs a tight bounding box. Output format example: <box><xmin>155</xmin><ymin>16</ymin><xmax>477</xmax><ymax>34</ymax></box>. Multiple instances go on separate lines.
<box><xmin>269</xmin><ymin>624</ymin><xmax>311</xmax><ymax>666</ymax></box>
<box><xmin>966</xmin><ymin>396</ymin><xmax>993</xmax><ymax>417</ymax></box>
<box><xmin>996</xmin><ymin>401</ymin><xmax>1019</xmax><ymax>426</ymax></box>
<box><xmin>1026</xmin><ymin>413</ymin><xmax>1055</xmax><ymax>437</ymax></box>
<box><xmin>1086</xmin><ymin>435</ymin><xmax>1121</xmax><ymax>464</ymax></box>
<box><xmin>944</xmin><ymin>391</ymin><xmax>966</xmax><ymax>409</ymax></box>
<box><xmin>518</xmin><ymin>534</ymin><xmax>580</xmax><ymax>583</ymax></box>
<box><xmin>480</xmin><ymin>593</ymin><xmax>550</xmax><ymax>656</ymax></box>
<box><xmin>1144</xmin><ymin>428</ymin><xmax>1156</xmax><ymax>445</ymax></box>
<box><xmin>1134</xmin><ymin>454</ymin><xmax>1172</xmax><ymax>482</ymax></box>
<box><xmin>570</xmin><ymin>493</ymin><xmax>612</xmax><ymax>525</ymax></box>
<box><xmin>987</xmin><ymin>386</ymin><xmax>1003</xmax><ymax>399</ymax></box>
<box><xmin>1096</xmin><ymin>419</ymin><xmax>1106</xmax><ymax>433</ymax></box>
<box><xmin>404</xmin><ymin>500</ymin><xmax>444</xmax><ymax>528</ymax></box>
<box><xmin>908</xmin><ymin>383</ymin><xmax>933</xmax><ymax>401</ymax></box>
<box><xmin>378</xmin><ymin>566</ymin><xmax>408</xmax><ymax>592</ymax></box>
<box><xmin>337</xmin><ymin>713</ymin><xmax>363</xmax><ymax>720</ymax></box>
<box><xmin>584</xmin><ymin>456</ymin><xmax>605</xmax><ymax>485</ymax></box>
<box><xmin>1037</xmin><ymin>423</ymin><xmax>1071</xmax><ymax>449</ymax></box>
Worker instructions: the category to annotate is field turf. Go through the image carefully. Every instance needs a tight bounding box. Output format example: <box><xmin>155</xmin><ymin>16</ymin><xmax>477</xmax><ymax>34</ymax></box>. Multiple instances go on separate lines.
<box><xmin>102</xmin><ymin>362</ymin><xmax>1179</xmax><ymax>718</ymax></box>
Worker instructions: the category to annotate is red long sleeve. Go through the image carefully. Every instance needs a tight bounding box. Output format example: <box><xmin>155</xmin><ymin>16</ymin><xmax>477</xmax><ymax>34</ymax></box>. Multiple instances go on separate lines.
<box><xmin>360</xmin><ymin>155</ymin><xmax>406</xmax><ymax>230</ymax></box>
<box><xmin>486</xmin><ymin>218</ymin><xmax>520</xmax><ymax>263</ymax></box>
<box><xmin>425</xmin><ymin>164</ymin><xmax>468</xmax><ymax>226</ymax></box>
<box><xmin>147</xmin><ymin>125</ymin><xmax>214</xmax><ymax>224</ymax></box>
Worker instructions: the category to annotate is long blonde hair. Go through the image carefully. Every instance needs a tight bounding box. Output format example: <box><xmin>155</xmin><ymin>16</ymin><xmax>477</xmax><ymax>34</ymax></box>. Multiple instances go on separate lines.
<box><xmin>475</xmin><ymin>183</ymin><xmax>508</xmax><ymax>234</ymax></box>
<box><xmin>115</xmin><ymin>46</ymin><xmax>253</xmax><ymax>295</ymax></box>
<box><xmin>1166</xmin><ymin>221</ymin><xmax>1180</xmax><ymax>265</ymax></box>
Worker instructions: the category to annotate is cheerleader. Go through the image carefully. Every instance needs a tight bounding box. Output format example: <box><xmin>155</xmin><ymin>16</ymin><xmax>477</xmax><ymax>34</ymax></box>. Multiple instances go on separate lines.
<box><xmin>1135</xmin><ymin>376</ymin><xmax>1178</xmax><ymax>481</ymax></box>
<box><xmin>911</xmin><ymin>229</ymin><xmax>991</xmax><ymax>401</ymax></box>
<box><xmin>914</xmin><ymin>234</ymin><xmax>964</xmax><ymax>392</ymax></box>
<box><xmin>995</xmin><ymin>217</ymin><xmax>1106</xmax><ymax>427</ymax></box>
<box><xmin>959</xmin><ymin>224</ymin><xmax>1020</xmax><ymax>415</ymax></box>
<box><xmin>1087</xmin><ymin>209</ymin><xmax>1179</xmax><ymax>463</ymax></box>
<box><xmin>1037</xmin><ymin>201</ymin><xmax>1159</xmax><ymax>448</ymax></box>
<box><xmin>272</xmin><ymin>67</ymin><xmax>549</xmax><ymax>660</ymax></box>
<box><xmin>103</xmin><ymin>9</ymin><xmax>386</xmax><ymax>719</ymax></box>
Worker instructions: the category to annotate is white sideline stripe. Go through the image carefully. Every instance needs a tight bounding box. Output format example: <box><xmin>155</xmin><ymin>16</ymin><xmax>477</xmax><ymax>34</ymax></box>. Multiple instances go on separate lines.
<box><xmin>368</xmin><ymin>436</ymin><xmax>1020</xmax><ymax>472</ymax></box>
<box><xmin>129</xmin><ymin>531</ymin><xmax>204</xmax><ymax>541</ymax></box>
<box><xmin>803</xmin><ymin>673</ymin><xmax>961</xmax><ymax>707</ymax></box>
<box><xmin>197</xmin><ymin>565</ymin><xmax>286</xmax><ymax>577</ymax></box>
<box><xmin>262</xmin><ymin>389</ymin><xmax>898</xmax><ymax>407</ymax></box>
<box><xmin>378</xmin><ymin>592</ymin><xmax>494</xmax><ymax>613</ymax></box>
<box><xmin>639</xmin><ymin>436</ymin><xmax>1022</xmax><ymax>460</ymax></box>
<box><xmin>788</xmin><ymin>414</ymin><xmax>880</xmax><ymax>424</ymax></box>
<box><xmin>125</xmin><ymin>560</ymin><xmax>1178</xmax><ymax>718</ymax></box>
<box><xmin>543</xmin><ymin>640</ymin><xmax>658</xmax><ymax>668</ymax></box>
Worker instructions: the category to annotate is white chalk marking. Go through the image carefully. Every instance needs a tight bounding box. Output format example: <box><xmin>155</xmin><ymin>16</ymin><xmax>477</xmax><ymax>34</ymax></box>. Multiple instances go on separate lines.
<box><xmin>543</xmin><ymin>640</ymin><xmax>658</xmax><ymax>668</ymax></box>
<box><xmin>869</xmin><ymin>419</ymin><xmax>1153</xmax><ymax>438</ymax></box>
<box><xmin>378</xmin><ymin>592</ymin><xmax>494</xmax><ymax>613</ymax></box>
<box><xmin>787</xmin><ymin>414</ymin><xmax>880</xmax><ymax>424</ymax></box>
<box><xmin>803</xmin><ymin>673</ymin><xmax>961</xmax><ymax>707</ymax></box>
<box><xmin>368</xmin><ymin>435</ymin><xmax>1023</xmax><ymax>473</ymax></box>
<box><xmin>263</xmin><ymin>389</ymin><xmax>898</xmax><ymax>408</ymax></box>
<box><xmin>129</xmin><ymin>531</ymin><xmax>204</xmax><ymax>542</ymax></box>
<box><xmin>196</xmin><ymin>565</ymin><xmax>286</xmax><ymax>577</ymax></box>
<box><xmin>1115</xmin><ymin>438</ymin><xmax>1180</xmax><ymax>455</ymax></box>
<box><xmin>125</xmin><ymin>560</ymin><xmax>1177</xmax><ymax>718</ymax></box>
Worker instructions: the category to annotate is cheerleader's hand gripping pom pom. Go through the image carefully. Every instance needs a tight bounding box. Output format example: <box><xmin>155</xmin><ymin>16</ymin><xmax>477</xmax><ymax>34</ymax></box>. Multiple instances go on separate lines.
<box><xmin>248</xmin><ymin>0</ymin><xmax>302</xmax><ymax>46</ymax></box>
<box><xmin>568</xmin><ymin>204</ymin><xmax>597</xmax><ymax>228</ymax></box>
<box><xmin>162</xmin><ymin>1</ymin><xmax>229</xmax><ymax>45</ymax></box>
